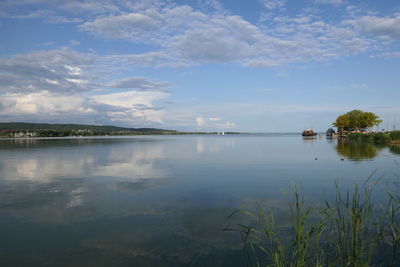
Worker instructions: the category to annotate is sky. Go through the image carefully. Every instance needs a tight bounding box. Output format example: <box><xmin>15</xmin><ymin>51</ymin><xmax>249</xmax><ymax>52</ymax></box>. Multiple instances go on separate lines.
<box><xmin>0</xmin><ymin>0</ymin><xmax>399</xmax><ymax>132</ymax></box>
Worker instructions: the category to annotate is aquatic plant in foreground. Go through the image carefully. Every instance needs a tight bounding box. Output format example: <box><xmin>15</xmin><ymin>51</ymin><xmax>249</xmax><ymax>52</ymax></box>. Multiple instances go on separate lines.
<box><xmin>225</xmin><ymin>177</ymin><xmax>400</xmax><ymax>266</ymax></box>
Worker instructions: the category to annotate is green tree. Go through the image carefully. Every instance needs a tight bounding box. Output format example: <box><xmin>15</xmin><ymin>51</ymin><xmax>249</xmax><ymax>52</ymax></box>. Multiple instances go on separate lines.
<box><xmin>362</xmin><ymin>112</ymin><xmax>382</xmax><ymax>130</ymax></box>
<box><xmin>333</xmin><ymin>110</ymin><xmax>382</xmax><ymax>131</ymax></box>
<box><xmin>333</xmin><ymin>114</ymin><xmax>350</xmax><ymax>131</ymax></box>
<box><xmin>347</xmin><ymin>110</ymin><xmax>365</xmax><ymax>130</ymax></box>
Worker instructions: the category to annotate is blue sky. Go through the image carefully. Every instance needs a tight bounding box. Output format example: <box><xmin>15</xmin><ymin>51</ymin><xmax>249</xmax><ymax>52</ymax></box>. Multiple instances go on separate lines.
<box><xmin>0</xmin><ymin>0</ymin><xmax>399</xmax><ymax>132</ymax></box>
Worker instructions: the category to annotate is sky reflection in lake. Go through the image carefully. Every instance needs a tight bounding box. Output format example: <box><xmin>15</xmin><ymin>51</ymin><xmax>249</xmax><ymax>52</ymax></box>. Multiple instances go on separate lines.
<box><xmin>0</xmin><ymin>135</ymin><xmax>399</xmax><ymax>266</ymax></box>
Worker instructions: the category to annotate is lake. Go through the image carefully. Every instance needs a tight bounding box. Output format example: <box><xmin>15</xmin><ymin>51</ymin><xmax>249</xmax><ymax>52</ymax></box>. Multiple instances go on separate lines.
<box><xmin>0</xmin><ymin>134</ymin><xmax>399</xmax><ymax>266</ymax></box>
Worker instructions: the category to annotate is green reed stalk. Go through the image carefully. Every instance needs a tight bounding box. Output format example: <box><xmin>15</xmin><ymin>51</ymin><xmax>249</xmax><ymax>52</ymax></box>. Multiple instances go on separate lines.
<box><xmin>323</xmin><ymin>182</ymin><xmax>376</xmax><ymax>266</ymax></box>
<box><xmin>225</xmin><ymin>186</ymin><xmax>327</xmax><ymax>267</ymax></box>
<box><xmin>378</xmin><ymin>188</ymin><xmax>400</xmax><ymax>266</ymax></box>
<box><xmin>225</xmin><ymin>171</ymin><xmax>400</xmax><ymax>267</ymax></box>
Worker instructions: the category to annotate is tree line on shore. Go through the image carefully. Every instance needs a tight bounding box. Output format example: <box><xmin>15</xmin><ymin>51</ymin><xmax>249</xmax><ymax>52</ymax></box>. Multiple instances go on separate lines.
<box><xmin>0</xmin><ymin>122</ymin><xmax>241</xmax><ymax>138</ymax></box>
<box><xmin>0</xmin><ymin>122</ymin><xmax>179</xmax><ymax>137</ymax></box>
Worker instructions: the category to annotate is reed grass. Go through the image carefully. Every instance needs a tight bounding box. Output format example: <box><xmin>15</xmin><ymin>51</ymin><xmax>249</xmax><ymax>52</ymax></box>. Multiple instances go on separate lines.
<box><xmin>377</xmin><ymin>184</ymin><xmax>400</xmax><ymax>266</ymax></box>
<box><xmin>348</xmin><ymin>131</ymin><xmax>400</xmax><ymax>143</ymax></box>
<box><xmin>225</xmin><ymin>177</ymin><xmax>400</xmax><ymax>266</ymax></box>
<box><xmin>323</xmin><ymin>182</ymin><xmax>376</xmax><ymax>266</ymax></box>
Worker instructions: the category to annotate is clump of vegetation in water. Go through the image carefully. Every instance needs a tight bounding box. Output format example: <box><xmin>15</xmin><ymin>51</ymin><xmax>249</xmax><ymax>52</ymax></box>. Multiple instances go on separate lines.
<box><xmin>348</xmin><ymin>131</ymin><xmax>400</xmax><ymax>144</ymax></box>
<box><xmin>390</xmin><ymin>131</ymin><xmax>400</xmax><ymax>143</ymax></box>
<box><xmin>225</xmin><ymin>177</ymin><xmax>400</xmax><ymax>266</ymax></box>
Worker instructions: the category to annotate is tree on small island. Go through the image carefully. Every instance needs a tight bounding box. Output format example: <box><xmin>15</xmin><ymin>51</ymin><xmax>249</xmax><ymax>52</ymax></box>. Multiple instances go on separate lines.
<box><xmin>333</xmin><ymin>109</ymin><xmax>382</xmax><ymax>132</ymax></box>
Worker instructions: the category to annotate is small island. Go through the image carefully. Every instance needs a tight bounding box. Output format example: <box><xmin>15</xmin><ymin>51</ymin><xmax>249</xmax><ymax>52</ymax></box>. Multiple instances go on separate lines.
<box><xmin>332</xmin><ymin>110</ymin><xmax>400</xmax><ymax>144</ymax></box>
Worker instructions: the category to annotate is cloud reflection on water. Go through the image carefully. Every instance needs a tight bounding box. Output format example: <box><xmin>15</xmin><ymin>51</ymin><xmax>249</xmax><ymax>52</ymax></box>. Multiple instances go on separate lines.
<box><xmin>0</xmin><ymin>138</ymin><xmax>172</xmax><ymax>223</ymax></box>
<box><xmin>0</xmin><ymin>138</ymin><xmax>169</xmax><ymax>182</ymax></box>
<box><xmin>0</xmin><ymin>136</ymin><xmax>241</xmax><ymax>224</ymax></box>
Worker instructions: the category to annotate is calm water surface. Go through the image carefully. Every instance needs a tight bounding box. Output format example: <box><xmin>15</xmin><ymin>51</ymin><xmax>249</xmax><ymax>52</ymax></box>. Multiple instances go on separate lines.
<box><xmin>0</xmin><ymin>134</ymin><xmax>399</xmax><ymax>266</ymax></box>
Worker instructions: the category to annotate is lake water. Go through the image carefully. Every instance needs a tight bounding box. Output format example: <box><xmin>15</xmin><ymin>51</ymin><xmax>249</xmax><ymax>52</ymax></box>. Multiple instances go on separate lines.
<box><xmin>0</xmin><ymin>134</ymin><xmax>399</xmax><ymax>266</ymax></box>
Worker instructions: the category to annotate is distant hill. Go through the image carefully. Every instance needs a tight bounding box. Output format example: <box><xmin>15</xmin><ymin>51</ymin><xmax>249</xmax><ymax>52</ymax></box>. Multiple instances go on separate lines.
<box><xmin>0</xmin><ymin>122</ymin><xmax>176</xmax><ymax>133</ymax></box>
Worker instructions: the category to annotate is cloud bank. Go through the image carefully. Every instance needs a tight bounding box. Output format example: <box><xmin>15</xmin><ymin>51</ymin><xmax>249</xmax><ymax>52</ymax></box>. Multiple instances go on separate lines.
<box><xmin>0</xmin><ymin>49</ymin><xmax>172</xmax><ymax>126</ymax></box>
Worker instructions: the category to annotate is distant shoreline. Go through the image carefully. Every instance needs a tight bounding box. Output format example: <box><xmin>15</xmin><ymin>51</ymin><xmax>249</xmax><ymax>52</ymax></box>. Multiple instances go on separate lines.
<box><xmin>0</xmin><ymin>122</ymin><xmax>245</xmax><ymax>138</ymax></box>
<box><xmin>0</xmin><ymin>132</ymin><xmax>244</xmax><ymax>140</ymax></box>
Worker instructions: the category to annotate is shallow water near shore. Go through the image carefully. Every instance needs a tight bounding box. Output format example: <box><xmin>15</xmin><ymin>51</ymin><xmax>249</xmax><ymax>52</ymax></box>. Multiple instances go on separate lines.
<box><xmin>0</xmin><ymin>134</ymin><xmax>399</xmax><ymax>266</ymax></box>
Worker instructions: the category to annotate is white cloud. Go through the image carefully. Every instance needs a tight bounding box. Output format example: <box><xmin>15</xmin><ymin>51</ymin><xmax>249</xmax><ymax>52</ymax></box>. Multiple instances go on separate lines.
<box><xmin>4</xmin><ymin>0</ymin><xmax>398</xmax><ymax>67</ymax></box>
<box><xmin>0</xmin><ymin>48</ymin><xmax>174</xmax><ymax>126</ymax></box>
<box><xmin>219</xmin><ymin>121</ymin><xmax>235</xmax><ymax>129</ymax></box>
<box><xmin>0</xmin><ymin>48</ymin><xmax>95</xmax><ymax>93</ymax></box>
<box><xmin>170</xmin><ymin>114</ymin><xmax>235</xmax><ymax>130</ymax></box>
<box><xmin>106</xmin><ymin>77</ymin><xmax>172</xmax><ymax>91</ymax></box>
<box><xmin>344</xmin><ymin>14</ymin><xmax>400</xmax><ymax>40</ymax></box>
<box><xmin>93</xmin><ymin>90</ymin><xmax>169</xmax><ymax>124</ymax></box>
<box><xmin>259</xmin><ymin>0</ymin><xmax>285</xmax><ymax>10</ymax></box>
<box><xmin>79</xmin><ymin>7</ymin><xmax>267</xmax><ymax>64</ymax></box>
<box><xmin>11</xmin><ymin>9</ymin><xmax>50</xmax><ymax>19</ymax></box>
<box><xmin>76</xmin><ymin>4</ymin><xmax>375</xmax><ymax>67</ymax></box>
<box><xmin>208</xmin><ymin>117</ymin><xmax>221</xmax><ymax>121</ymax></box>
<box><xmin>195</xmin><ymin>116</ymin><xmax>206</xmax><ymax>126</ymax></box>
<box><xmin>0</xmin><ymin>90</ymin><xmax>169</xmax><ymax>125</ymax></box>
<box><xmin>313</xmin><ymin>0</ymin><xmax>344</xmax><ymax>6</ymax></box>
<box><xmin>104</xmin><ymin>52</ymin><xmax>171</xmax><ymax>68</ymax></box>
<box><xmin>60</xmin><ymin>0</ymin><xmax>121</xmax><ymax>15</ymax></box>
<box><xmin>0</xmin><ymin>91</ymin><xmax>95</xmax><ymax>116</ymax></box>
<box><xmin>70</xmin><ymin>40</ymin><xmax>80</xmax><ymax>46</ymax></box>
<box><xmin>94</xmin><ymin>91</ymin><xmax>168</xmax><ymax>109</ymax></box>
<box><xmin>45</xmin><ymin>16</ymin><xmax>83</xmax><ymax>24</ymax></box>
<box><xmin>197</xmin><ymin>0</ymin><xmax>223</xmax><ymax>11</ymax></box>
<box><xmin>375</xmin><ymin>51</ymin><xmax>400</xmax><ymax>58</ymax></box>
<box><xmin>80</xmin><ymin>12</ymin><xmax>160</xmax><ymax>41</ymax></box>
